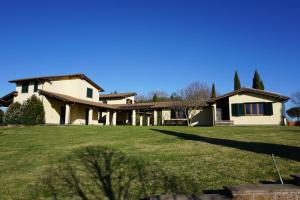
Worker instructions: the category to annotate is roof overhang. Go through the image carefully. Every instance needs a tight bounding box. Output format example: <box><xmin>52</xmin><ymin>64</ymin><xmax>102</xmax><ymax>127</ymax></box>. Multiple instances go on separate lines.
<box><xmin>9</xmin><ymin>73</ymin><xmax>104</xmax><ymax>92</ymax></box>
<box><xmin>0</xmin><ymin>91</ymin><xmax>18</xmax><ymax>107</ymax></box>
<box><xmin>38</xmin><ymin>90</ymin><xmax>116</xmax><ymax>109</ymax></box>
<box><xmin>208</xmin><ymin>88</ymin><xmax>289</xmax><ymax>104</ymax></box>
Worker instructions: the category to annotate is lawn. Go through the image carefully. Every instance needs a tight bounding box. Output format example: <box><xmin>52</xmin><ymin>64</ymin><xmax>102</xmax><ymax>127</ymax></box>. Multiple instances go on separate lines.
<box><xmin>0</xmin><ymin>125</ymin><xmax>300</xmax><ymax>199</ymax></box>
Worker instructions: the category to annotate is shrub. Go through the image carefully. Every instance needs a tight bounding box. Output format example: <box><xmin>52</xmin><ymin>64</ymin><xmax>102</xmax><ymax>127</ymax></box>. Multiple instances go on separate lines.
<box><xmin>4</xmin><ymin>102</ymin><xmax>22</xmax><ymax>124</ymax></box>
<box><xmin>287</xmin><ymin>107</ymin><xmax>300</xmax><ymax>122</ymax></box>
<box><xmin>20</xmin><ymin>95</ymin><xmax>45</xmax><ymax>125</ymax></box>
<box><xmin>0</xmin><ymin>109</ymin><xmax>4</xmax><ymax>125</ymax></box>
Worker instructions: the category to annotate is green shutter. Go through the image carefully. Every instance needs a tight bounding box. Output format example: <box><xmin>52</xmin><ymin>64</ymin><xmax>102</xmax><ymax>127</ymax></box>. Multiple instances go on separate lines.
<box><xmin>231</xmin><ymin>104</ymin><xmax>238</xmax><ymax>116</ymax></box>
<box><xmin>87</xmin><ymin>88</ymin><xmax>93</xmax><ymax>98</ymax></box>
<box><xmin>238</xmin><ymin>103</ymin><xmax>245</xmax><ymax>116</ymax></box>
<box><xmin>21</xmin><ymin>82</ymin><xmax>29</xmax><ymax>93</ymax></box>
<box><xmin>264</xmin><ymin>102</ymin><xmax>273</xmax><ymax>116</ymax></box>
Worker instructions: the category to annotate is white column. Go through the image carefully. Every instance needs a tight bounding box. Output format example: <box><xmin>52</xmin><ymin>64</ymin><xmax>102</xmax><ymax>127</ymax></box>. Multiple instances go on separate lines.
<box><xmin>132</xmin><ymin>110</ymin><xmax>136</xmax><ymax>126</ymax></box>
<box><xmin>106</xmin><ymin>111</ymin><xmax>110</xmax><ymax>126</ymax></box>
<box><xmin>153</xmin><ymin>110</ymin><xmax>158</xmax><ymax>126</ymax></box>
<box><xmin>147</xmin><ymin>115</ymin><xmax>150</xmax><ymax>126</ymax></box>
<box><xmin>212</xmin><ymin>104</ymin><xmax>217</xmax><ymax>126</ymax></box>
<box><xmin>112</xmin><ymin>111</ymin><xmax>117</xmax><ymax>126</ymax></box>
<box><xmin>139</xmin><ymin>114</ymin><xmax>143</xmax><ymax>126</ymax></box>
<box><xmin>125</xmin><ymin>112</ymin><xmax>129</xmax><ymax>124</ymax></box>
<box><xmin>88</xmin><ymin>108</ymin><xmax>93</xmax><ymax>125</ymax></box>
<box><xmin>65</xmin><ymin>104</ymin><xmax>71</xmax><ymax>125</ymax></box>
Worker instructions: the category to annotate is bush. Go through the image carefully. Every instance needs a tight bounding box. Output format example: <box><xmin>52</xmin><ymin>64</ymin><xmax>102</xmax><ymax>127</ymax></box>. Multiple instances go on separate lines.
<box><xmin>287</xmin><ymin>107</ymin><xmax>300</xmax><ymax>122</ymax></box>
<box><xmin>0</xmin><ymin>109</ymin><xmax>4</xmax><ymax>125</ymax></box>
<box><xmin>20</xmin><ymin>95</ymin><xmax>45</xmax><ymax>125</ymax></box>
<box><xmin>5</xmin><ymin>102</ymin><xmax>22</xmax><ymax>124</ymax></box>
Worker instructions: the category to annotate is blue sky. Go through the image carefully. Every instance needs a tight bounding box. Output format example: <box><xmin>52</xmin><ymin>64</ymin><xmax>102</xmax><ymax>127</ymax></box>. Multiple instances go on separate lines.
<box><xmin>0</xmin><ymin>0</ymin><xmax>299</xmax><ymax>100</ymax></box>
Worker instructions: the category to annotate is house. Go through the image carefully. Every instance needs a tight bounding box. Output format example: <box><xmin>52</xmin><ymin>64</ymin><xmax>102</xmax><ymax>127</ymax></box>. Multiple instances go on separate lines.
<box><xmin>0</xmin><ymin>73</ymin><xmax>289</xmax><ymax>126</ymax></box>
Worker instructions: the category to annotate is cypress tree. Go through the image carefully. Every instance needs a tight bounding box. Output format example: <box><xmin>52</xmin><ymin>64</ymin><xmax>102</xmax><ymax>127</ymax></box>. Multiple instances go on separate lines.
<box><xmin>252</xmin><ymin>70</ymin><xmax>264</xmax><ymax>90</ymax></box>
<box><xmin>260</xmin><ymin>80</ymin><xmax>265</xmax><ymax>90</ymax></box>
<box><xmin>234</xmin><ymin>71</ymin><xmax>241</xmax><ymax>91</ymax></box>
<box><xmin>211</xmin><ymin>83</ymin><xmax>216</xmax><ymax>99</ymax></box>
<box><xmin>252</xmin><ymin>70</ymin><xmax>260</xmax><ymax>89</ymax></box>
<box><xmin>152</xmin><ymin>94</ymin><xmax>158</xmax><ymax>102</ymax></box>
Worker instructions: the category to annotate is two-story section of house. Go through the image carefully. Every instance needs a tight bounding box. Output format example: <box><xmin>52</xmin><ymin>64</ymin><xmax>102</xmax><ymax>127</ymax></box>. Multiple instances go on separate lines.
<box><xmin>4</xmin><ymin>74</ymin><xmax>122</xmax><ymax>125</ymax></box>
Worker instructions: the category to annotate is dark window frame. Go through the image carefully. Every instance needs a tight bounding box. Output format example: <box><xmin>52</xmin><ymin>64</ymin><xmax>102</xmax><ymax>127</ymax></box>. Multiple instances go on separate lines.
<box><xmin>86</xmin><ymin>88</ymin><xmax>93</xmax><ymax>98</ymax></box>
<box><xmin>126</xmin><ymin>99</ymin><xmax>133</xmax><ymax>104</ymax></box>
<box><xmin>21</xmin><ymin>82</ymin><xmax>29</xmax><ymax>93</ymax></box>
<box><xmin>232</xmin><ymin>102</ymin><xmax>271</xmax><ymax>116</ymax></box>
<box><xmin>34</xmin><ymin>81</ymin><xmax>38</xmax><ymax>92</ymax></box>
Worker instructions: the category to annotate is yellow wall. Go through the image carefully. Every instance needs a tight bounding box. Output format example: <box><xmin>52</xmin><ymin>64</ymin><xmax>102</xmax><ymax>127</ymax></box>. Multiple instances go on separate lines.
<box><xmin>229</xmin><ymin>93</ymin><xmax>284</xmax><ymax>125</ymax></box>
<box><xmin>13</xmin><ymin>77</ymin><xmax>102</xmax><ymax>125</ymax></box>
<box><xmin>100</xmin><ymin>96</ymin><xmax>135</xmax><ymax>105</ymax></box>
<box><xmin>191</xmin><ymin>107</ymin><xmax>213</xmax><ymax>126</ymax></box>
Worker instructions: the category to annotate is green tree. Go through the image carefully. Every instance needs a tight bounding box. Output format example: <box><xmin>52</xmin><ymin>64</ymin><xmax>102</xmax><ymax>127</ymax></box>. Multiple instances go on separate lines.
<box><xmin>5</xmin><ymin>102</ymin><xmax>22</xmax><ymax>124</ymax></box>
<box><xmin>152</xmin><ymin>94</ymin><xmax>158</xmax><ymax>102</ymax></box>
<box><xmin>252</xmin><ymin>70</ymin><xmax>264</xmax><ymax>90</ymax></box>
<box><xmin>21</xmin><ymin>95</ymin><xmax>45</xmax><ymax>125</ymax></box>
<box><xmin>260</xmin><ymin>80</ymin><xmax>265</xmax><ymax>90</ymax></box>
<box><xmin>287</xmin><ymin>107</ymin><xmax>300</xmax><ymax>122</ymax></box>
<box><xmin>211</xmin><ymin>83</ymin><xmax>216</xmax><ymax>99</ymax></box>
<box><xmin>0</xmin><ymin>109</ymin><xmax>4</xmax><ymax>125</ymax></box>
<box><xmin>234</xmin><ymin>71</ymin><xmax>241</xmax><ymax>91</ymax></box>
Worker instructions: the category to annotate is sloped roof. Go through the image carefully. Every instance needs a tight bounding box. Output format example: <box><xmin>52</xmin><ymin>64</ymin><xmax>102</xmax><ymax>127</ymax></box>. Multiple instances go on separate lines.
<box><xmin>38</xmin><ymin>90</ymin><xmax>116</xmax><ymax>109</ymax></box>
<box><xmin>115</xmin><ymin>101</ymin><xmax>206</xmax><ymax>110</ymax></box>
<box><xmin>208</xmin><ymin>87</ymin><xmax>289</xmax><ymax>103</ymax></box>
<box><xmin>9</xmin><ymin>73</ymin><xmax>104</xmax><ymax>92</ymax></box>
<box><xmin>99</xmin><ymin>92</ymin><xmax>137</xmax><ymax>99</ymax></box>
<box><xmin>0</xmin><ymin>91</ymin><xmax>18</xmax><ymax>107</ymax></box>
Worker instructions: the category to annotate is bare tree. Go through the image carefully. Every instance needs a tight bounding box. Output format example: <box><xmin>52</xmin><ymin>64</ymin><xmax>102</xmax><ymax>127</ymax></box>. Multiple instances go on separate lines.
<box><xmin>173</xmin><ymin>81</ymin><xmax>211</xmax><ymax>126</ymax></box>
<box><xmin>136</xmin><ymin>91</ymin><xmax>169</xmax><ymax>103</ymax></box>
<box><xmin>291</xmin><ymin>92</ymin><xmax>300</xmax><ymax>106</ymax></box>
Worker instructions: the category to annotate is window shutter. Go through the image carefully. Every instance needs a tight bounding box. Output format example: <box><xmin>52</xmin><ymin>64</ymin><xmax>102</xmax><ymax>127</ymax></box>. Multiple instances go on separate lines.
<box><xmin>238</xmin><ymin>103</ymin><xmax>245</xmax><ymax>116</ymax></box>
<box><xmin>231</xmin><ymin>104</ymin><xmax>238</xmax><ymax>116</ymax></box>
<box><xmin>264</xmin><ymin>102</ymin><xmax>273</xmax><ymax>116</ymax></box>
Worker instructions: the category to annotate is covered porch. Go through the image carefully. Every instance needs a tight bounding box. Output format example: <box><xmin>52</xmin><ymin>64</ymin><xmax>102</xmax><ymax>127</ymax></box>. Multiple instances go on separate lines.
<box><xmin>39</xmin><ymin>90</ymin><xmax>119</xmax><ymax>126</ymax></box>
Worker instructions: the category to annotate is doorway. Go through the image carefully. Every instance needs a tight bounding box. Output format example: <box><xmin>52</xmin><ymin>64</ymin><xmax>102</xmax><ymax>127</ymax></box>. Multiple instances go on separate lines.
<box><xmin>60</xmin><ymin>106</ymin><xmax>66</xmax><ymax>125</ymax></box>
<box><xmin>85</xmin><ymin>108</ymin><xmax>89</xmax><ymax>125</ymax></box>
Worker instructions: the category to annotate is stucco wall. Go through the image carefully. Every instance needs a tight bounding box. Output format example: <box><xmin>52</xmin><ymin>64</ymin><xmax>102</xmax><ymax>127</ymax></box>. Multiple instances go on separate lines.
<box><xmin>14</xmin><ymin>78</ymin><xmax>100</xmax><ymax>103</ymax></box>
<box><xmin>191</xmin><ymin>107</ymin><xmax>213</xmax><ymax>126</ymax></box>
<box><xmin>14</xmin><ymin>82</ymin><xmax>42</xmax><ymax>103</ymax></box>
<box><xmin>43</xmin><ymin>78</ymin><xmax>99</xmax><ymax>102</ymax></box>
<box><xmin>161</xmin><ymin>108</ymin><xmax>213</xmax><ymax>126</ymax></box>
<box><xmin>162</xmin><ymin>109</ymin><xmax>171</xmax><ymax>124</ymax></box>
<box><xmin>100</xmin><ymin>96</ymin><xmax>135</xmax><ymax>105</ymax></box>
<box><xmin>43</xmin><ymin>97</ymin><xmax>64</xmax><ymax>124</ymax></box>
<box><xmin>229</xmin><ymin>93</ymin><xmax>284</xmax><ymax>125</ymax></box>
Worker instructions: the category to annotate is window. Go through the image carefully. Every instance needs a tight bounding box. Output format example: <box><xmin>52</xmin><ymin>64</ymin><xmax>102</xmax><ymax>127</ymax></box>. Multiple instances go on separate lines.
<box><xmin>171</xmin><ymin>109</ymin><xmax>186</xmax><ymax>119</ymax></box>
<box><xmin>126</xmin><ymin>99</ymin><xmax>133</xmax><ymax>104</ymax></box>
<box><xmin>252</xmin><ymin>103</ymin><xmax>258</xmax><ymax>114</ymax></box>
<box><xmin>34</xmin><ymin>81</ymin><xmax>38</xmax><ymax>92</ymax></box>
<box><xmin>245</xmin><ymin>104</ymin><xmax>251</xmax><ymax>115</ymax></box>
<box><xmin>258</xmin><ymin>103</ymin><xmax>264</xmax><ymax>115</ymax></box>
<box><xmin>232</xmin><ymin>102</ymin><xmax>273</xmax><ymax>116</ymax></box>
<box><xmin>21</xmin><ymin>82</ymin><xmax>29</xmax><ymax>93</ymax></box>
<box><xmin>87</xmin><ymin>88</ymin><xmax>93</xmax><ymax>98</ymax></box>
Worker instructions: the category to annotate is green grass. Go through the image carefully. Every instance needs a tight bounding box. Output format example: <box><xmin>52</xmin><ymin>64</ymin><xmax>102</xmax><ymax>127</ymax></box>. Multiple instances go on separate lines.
<box><xmin>0</xmin><ymin>125</ymin><xmax>300</xmax><ymax>198</ymax></box>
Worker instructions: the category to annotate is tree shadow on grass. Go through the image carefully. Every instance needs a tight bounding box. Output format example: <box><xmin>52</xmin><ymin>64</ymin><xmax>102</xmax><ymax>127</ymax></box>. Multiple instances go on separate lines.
<box><xmin>151</xmin><ymin>129</ymin><xmax>300</xmax><ymax>162</ymax></box>
<box><xmin>29</xmin><ymin>146</ymin><xmax>199</xmax><ymax>200</ymax></box>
